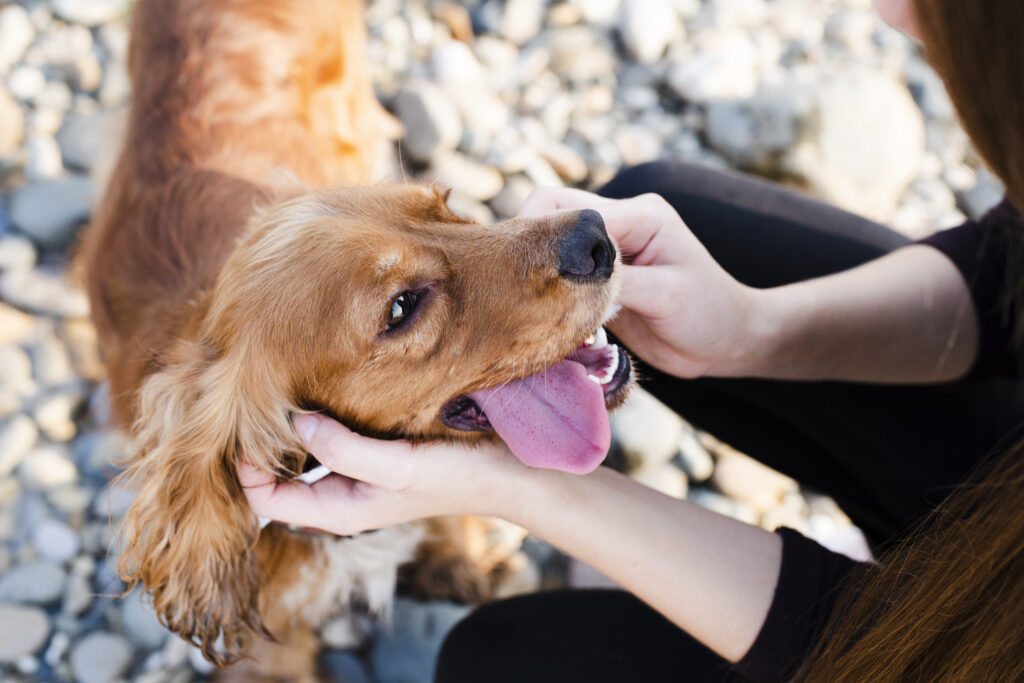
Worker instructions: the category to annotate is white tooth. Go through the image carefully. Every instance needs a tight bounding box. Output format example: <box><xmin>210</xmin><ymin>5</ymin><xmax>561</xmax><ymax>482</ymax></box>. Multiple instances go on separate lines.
<box><xmin>587</xmin><ymin>374</ymin><xmax>601</xmax><ymax>385</ymax></box>
<box><xmin>601</xmin><ymin>346</ymin><xmax>620</xmax><ymax>384</ymax></box>
<box><xmin>584</xmin><ymin>334</ymin><xmax>596</xmax><ymax>346</ymax></box>
<box><xmin>592</xmin><ymin>327</ymin><xmax>608</xmax><ymax>349</ymax></box>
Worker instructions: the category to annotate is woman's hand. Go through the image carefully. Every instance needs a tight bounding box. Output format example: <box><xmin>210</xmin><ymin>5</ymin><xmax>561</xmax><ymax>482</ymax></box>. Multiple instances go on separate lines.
<box><xmin>521</xmin><ymin>187</ymin><xmax>762</xmax><ymax>378</ymax></box>
<box><xmin>238</xmin><ymin>414</ymin><xmax>525</xmax><ymax>536</ymax></box>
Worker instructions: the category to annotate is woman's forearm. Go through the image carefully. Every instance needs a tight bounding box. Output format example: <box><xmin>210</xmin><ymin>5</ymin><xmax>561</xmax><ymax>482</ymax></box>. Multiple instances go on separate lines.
<box><xmin>738</xmin><ymin>245</ymin><xmax>978</xmax><ymax>383</ymax></box>
<box><xmin>494</xmin><ymin>465</ymin><xmax>782</xmax><ymax>663</ymax></box>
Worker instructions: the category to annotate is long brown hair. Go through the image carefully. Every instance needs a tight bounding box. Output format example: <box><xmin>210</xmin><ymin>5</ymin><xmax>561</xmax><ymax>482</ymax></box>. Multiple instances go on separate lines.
<box><xmin>797</xmin><ymin>2</ymin><xmax>1024</xmax><ymax>680</ymax></box>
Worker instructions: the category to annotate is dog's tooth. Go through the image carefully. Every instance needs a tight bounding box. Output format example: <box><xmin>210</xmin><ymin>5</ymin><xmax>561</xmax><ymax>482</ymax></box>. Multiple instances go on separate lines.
<box><xmin>602</xmin><ymin>345</ymin><xmax>619</xmax><ymax>382</ymax></box>
<box><xmin>592</xmin><ymin>327</ymin><xmax>608</xmax><ymax>349</ymax></box>
<box><xmin>587</xmin><ymin>374</ymin><xmax>601</xmax><ymax>385</ymax></box>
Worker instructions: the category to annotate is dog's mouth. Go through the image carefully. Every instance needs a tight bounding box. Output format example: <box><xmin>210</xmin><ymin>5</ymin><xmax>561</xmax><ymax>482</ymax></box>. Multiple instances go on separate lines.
<box><xmin>441</xmin><ymin>327</ymin><xmax>632</xmax><ymax>474</ymax></box>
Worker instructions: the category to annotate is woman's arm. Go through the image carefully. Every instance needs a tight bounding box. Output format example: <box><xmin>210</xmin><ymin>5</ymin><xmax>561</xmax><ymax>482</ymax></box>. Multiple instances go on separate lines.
<box><xmin>239</xmin><ymin>415</ymin><xmax>782</xmax><ymax>663</ymax></box>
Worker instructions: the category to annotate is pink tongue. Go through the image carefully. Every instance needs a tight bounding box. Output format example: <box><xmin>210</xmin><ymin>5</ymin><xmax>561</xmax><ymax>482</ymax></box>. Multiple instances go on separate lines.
<box><xmin>469</xmin><ymin>359</ymin><xmax>610</xmax><ymax>474</ymax></box>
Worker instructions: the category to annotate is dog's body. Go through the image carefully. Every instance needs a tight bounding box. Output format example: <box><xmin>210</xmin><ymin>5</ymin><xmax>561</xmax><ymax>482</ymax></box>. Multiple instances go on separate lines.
<box><xmin>82</xmin><ymin>0</ymin><xmax>630</xmax><ymax>675</ymax></box>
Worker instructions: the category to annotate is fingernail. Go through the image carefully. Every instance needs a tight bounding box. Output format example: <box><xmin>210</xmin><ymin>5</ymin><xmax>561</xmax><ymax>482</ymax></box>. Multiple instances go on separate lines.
<box><xmin>293</xmin><ymin>414</ymin><xmax>322</xmax><ymax>443</ymax></box>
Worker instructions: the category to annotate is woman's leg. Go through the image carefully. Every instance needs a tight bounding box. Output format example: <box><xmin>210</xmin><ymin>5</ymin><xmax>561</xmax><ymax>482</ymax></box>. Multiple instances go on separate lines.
<box><xmin>599</xmin><ymin>161</ymin><xmax>1024</xmax><ymax>545</ymax></box>
<box><xmin>434</xmin><ymin>589</ymin><xmax>738</xmax><ymax>683</ymax></box>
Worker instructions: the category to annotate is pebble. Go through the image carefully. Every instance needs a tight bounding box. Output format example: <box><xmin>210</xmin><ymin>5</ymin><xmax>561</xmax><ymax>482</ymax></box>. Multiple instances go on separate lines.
<box><xmin>0</xmin><ymin>5</ymin><xmax>34</xmax><ymax>72</ymax></box>
<box><xmin>18</xmin><ymin>446</ymin><xmax>78</xmax><ymax>489</ymax></box>
<box><xmin>675</xmin><ymin>429</ymin><xmax>715</xmax><ymax>483</ymax></box>
<box><xmin>431</xmin><ymin>40</ymin><xmax>486</xmax><ymax>86</ymax></box>
<box><xmin>321</xmin><ymin>651</ymin><xmax>374</xmax><ymax>683</ymax></box>
<box><xmin>30</xmin><ymin>333</ymin><xmax>75</xmax><ymax>387</ymax></box>
<box><xmin>0</xmin><ymin>235</ymin><xmax>38</xmax><ymax>271</ymax></box>
<box><xmin>371</xmin><ymin>599</ymin><xmax>470</xmax><ymax>683</ymax></box>
<box><xmin>609</xmin><ymin>389</ymin><xmax>685</xmax><ymax>472</ymax></box>
<box><xmin>57</xmin><ymin>110</ymin><xmax>123</xmax><ymax>170</ymax></box>
<box><xmin>0</xmin><ymin>414</ymin><xmax>39</xmax><ymax>477</ymax></box>
<box><xmin>0</xmin><ymin>604</ymin><xmax>51</xmax><ymax>662</ymax></box>
<box><xmin>687</xmin><ymin>487</ymin><xmax>759</xmax><ymax>525</ymax></box>
<box><xmin>0</xmin><ymin>345</ymin><xmax>37</xmax><ymax>413</ymax></box>
<box><xmin>428</xmin><ymin>151</ymin><xmax>504</xmax><ymax>201</ymax></box>
<box><xmin>0</xmin><ymin>86</ymin><xmax>24</xmax><ymax>159</ymax></box>
<box><xmin>24</xmin><ymin>133</ymin><xmax>64</xmax><ymax>181</ymax></box>
<box><xmin>91</xmin><ymin>481</ymin><xmax>136</xmax><ymax>519</ymax></box>
<box><xmin>33</xmin><ymin>517</ymin><xmax>81</xmax><ymax>562</ymax></box>
<box><xmin>499</xmin><ymin>0</ymin><xmax>545</xmax><ymax>46</ymax></box>
<box><xmin>69</xmin><ymin>632</ymin><xmax>133</xmax><ymax>683</ymax></box>
<box><xmin>121</xmin><ymin>588</ymin><xmax>169</xmax><ymax>649</ymax></box>
<box><xmin>320</xmin><ymin>615</ymin><xmax>368</xmax><ymax>650</ymax></box>
<box><xmin>667</xmin><ymin>31</ymin><xmax>759</xmax><ymax>102</ymax></box>
<box><xmin>489</xmin><ymin>174</ymin><xmax>535</xmax><ymax>219</ymax></box>
<box><xmin>711</xmin><ymin>448</ymin><xmax>798</xmax><ymax>512</ymax></box>
<box><xmin>631</xmin><ymin>463</ymin><xmax>688</xmax><ymax>499</ymax></box>
<box><xmin>619</xmin><ymin>0</ymin><xmax>680</xmax><ymax>64</ymax></box>
<box><xmin>0</xmin><ymin>268</ymin><xmax>90</xmax><ymax>318</ymax></box>
<box><xmin>6</xmin><ymin>64</ymin><xmax>46</xmax><ymax>101</ymax></box>
<box><xmin>32</xmin><ymin>390</ymin><xmax>82</xmax><ymax>441</ymax></box>
<box><xmin>536</xmin><ymin>139</ymin><xmax>588</xmax><ymax>182</ymax></box>
<box><xmin>393</xmin><ymin>81</ymin><xmax>462</xmax><ymax>162</ymax></box>
<box><xmin>0</xmin><ymin>559</ymin><xmax>67</xmax><ymax>604</ymax></box>
<box><xmin>957</xmin><ymin>167</ymin><xmax>1004</xmax><ymax>219</ymax></box>
<box><xmin>51</xmin><ymin>0</ymin><xmax>130</xmax><ymax>26</ymax></box>
<box><xmin>8</xmin><ymin>175</ymin><xmax>95</xmax><ymax>250</ymax></box>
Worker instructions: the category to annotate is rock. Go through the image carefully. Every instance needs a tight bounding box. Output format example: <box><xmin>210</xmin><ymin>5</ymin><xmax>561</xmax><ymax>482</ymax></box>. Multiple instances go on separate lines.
<box><xmin>23</xmin><ymin>133</ymin><xmax>64</xmax><ymax>180</ymax></box>
<box><xmin>687</xmin><ymin>487</ymin><xmax>758</xmax><ymax>525</ymax></box>
<box><xmin>394</xmin><ymin>81</ymin><xmax>462</xmax><ymax>162</ymax></box>
<box><xmin>489</xmin><ymin>175</ymin><xmax>534</xmax><ymax>219</ymax></box>
<box><xmin>371</xmin><ymin>599</ymin><xmax>471</xmax><ymax>683</ymax></box>
<box><xmin>536</xmin><ymin>140</ymin><xmax>587</xmax><ymax>183</ymax></box>
<box><xmin>614</xmin><ymin>124</ymin><xmax>662</xmax><ymax>166</ymax></box>
<box><xmin>32</xmin><ymin>391</ymin><xmax>81</xmax><ymax>441</ymax></box>
<box><xmin>759</xmin><ymin>491</ymin><xmax>810</xmax><ymax>534</ymax></box>
<box><xmin>92</xmin><ymin>482</ymin><xmax>136</xmax><ymax>519</ymax></box>
<box><xmin>52</xmin><ymin>0</ymin><xmax>130</xmax><ymax>26</ymax></box>
<box><xmin>0</xmin><ymin>560</ymin><xmax>66</xmax><ymax>604</ymax></box>
<box><xmin>36</xmin><ymin>24</ymin><xmax>93</xmax><ymax>67</ymax></box>
<box><xmin>445</xmin><ymin>191</ymin><xmax>495</xmax><ymax>225</ymax></box>
<box><xmin>431</xmin><ymin>40</ymin><xmax>486</xmax><ymax>86</ymax></box>
<box><xmin>708</xmin><ymin>0</ymin><xmax>769</xmax><ymax>28</ymax></box>
<box><xmin>957</xmin><ymin>167</ymin><xmax>1004</xmax><ymax>219</ymax></box>
<box><xmin>99</xmin><ymin>61</ymin><xmax>129</xmax><ymax>107</ymax></box>
<box><xmin>18</xmin><ymin>446</ymin><xmax>78</xmax><ymax>489</ymax></box>
<box><xmin>0</xmin><ymin>605</ymin><xmax>50</xmax><ymax>663</ymax></box>
<box><xmin>500</xmin><ymin>0</ymin><xmax>545</xmax><ymax>45</ymax></box>
<box><xmin>675</xmin><ymin>429</ymin><xmax>714</xmax><ymax>482</ymax></box>
<box><xmin>69</xmin><ymin>632</ymin><xmax>133</xmax><ymax>683</ymax></box>
<box><xmin>321</xmin><ymin>651</ymin><xmax>373</xmax><ymax>683</ymax></box>
<box><xmin>0</xmin><ymin>86</ymin><xmax>24</xmax><ymax>159</ymax></box>
<box><xmin>77</xmin><ymin>430</ymin><xmax>127</xmax><ymax>481</ymax></box>
<box><xmin>34</xmin><ymin>80</ymin><xmax>73</xmax><ymax>112</ymax></box>
<box><xmin>62</xmin><ymin>571</ymin><xmax>91</xmax><ymax>616</ymax></box>
<box><xmin>428</xmin><ymin>152</ymin><xmax>504</xmax><ymax>201</ymax></box>
<box><xmin>785</xmin><ymin>70</ymin><xmax>925</xmax><ymax>221</ymax></box>
<box><xmin>0</xmin><ymin>236</ymin><xmax>37</xmax><ymax>272</ymax></box>
<box><xmin>0</xmin><ymin>268</ymin><xmax>90</xmax><ymax>318</ymax></box>
<box><xmin>449</xmin><ymin>89</ymin><xmax>510</xmax><ymax>136</ymax></box>
<box><xmin>9</xmin><ymin>176</ymin><xmax>95</xmax><ymax>250</ymax></box>
<box><xmin>121</xmin><ymin>588</ymin><xmax>169</xmax><ymax>649</ymax></box>
<box><xmin>609</xmin><ymin>389</ymin><xmax>685</xmax><ymax>471</ymax></box>
<box><xmin>0</xmin><ymin>414</ymin><xmax>38</xmax><ymax>477</ymax></box>
<box><xmin>571</xmin><ymin>0</ymin><xmax>621</xmax><ymax>25</ymax></box>
<box><xmin>546</xmin><ymin>27</ymin><xmax>616</xmax><ymax>81</ymax></box>
<box><xmin>705</xmin><ymin>82</ymin><xmax>807</xmax><ymax>169</ymax></box>
<box><xmin>0</xmin><ymin>476</ymin><xmax>16</xmax><ymax>506</ymax></box>
<box><xmin>0</xmin><ymin>5</ymin><xmax>34</xmax><ymax>72</ymax></box>
<box><xmin>619</xmin><ymin>0</ymin><xmax>680</xmax><ymax>64</ymax></box>
<box><xmin>6</xmin><ymin>65</ymin><xmax>46</xmax><ymax>101</ymax></box>
<box><xmin>30</xmin><ymin>333</ymin><xmax>74</xmax><ymax>387</ymax></box>
<box><xmin>711</xmin><ymin>449</ymin><xmax>798</xmax><ymax>512</ymax></box>
<box><xmin>48</xmin><ymin>483</ymin><xmax>91</xmax><ymax>515</ymax></box>
<box><xmin>631</xmin><ymin>463</ymin><xmax>688</xmax><ymax>499</ymax></box>
<box><xmin>33</xmin><ymin>517</ymin><xmax>81</xmax><ymax>563</ymax></box>
<box><xmin>57</xmin><ymin>110</ymin><xmax>124</xmax><ymax>171</ymax></box>
<box><xmin>667</xmin><ymin>30</ymin><xmax>759</xmax><ymax>102</ymax></box>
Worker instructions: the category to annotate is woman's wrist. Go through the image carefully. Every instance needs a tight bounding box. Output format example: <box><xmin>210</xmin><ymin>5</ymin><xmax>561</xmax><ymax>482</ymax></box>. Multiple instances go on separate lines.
<box><xmin>718</xmin><ymin>285</ymin><xmax>792</xmax><ymax>378</ymax></box>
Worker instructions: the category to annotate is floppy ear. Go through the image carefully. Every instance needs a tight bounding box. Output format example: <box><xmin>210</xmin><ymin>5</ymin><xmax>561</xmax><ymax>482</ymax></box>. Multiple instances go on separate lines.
<box><xmin>115</xmin><ymin>340</ymin><xmax>301</xmax><ymax>665</ymax></box>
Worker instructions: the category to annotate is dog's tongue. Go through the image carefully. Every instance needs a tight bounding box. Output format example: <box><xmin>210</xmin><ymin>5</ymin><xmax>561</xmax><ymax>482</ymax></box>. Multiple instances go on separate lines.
<box><xmin>469</xmin><ymin>359</ymin><xmax>609</xmax><ymax>474</ymax></box>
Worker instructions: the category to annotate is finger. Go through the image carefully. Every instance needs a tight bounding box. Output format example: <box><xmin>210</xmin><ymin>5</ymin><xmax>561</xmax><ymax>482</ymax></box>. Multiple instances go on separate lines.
<box><xmin>241</xmin><ymin>468</ymin><xmax>386</xmax><ymax>533</ymax></box>
<box><xmin>236</xmin><ymin>460</ymin><xmax>277</xmax><ymax>489</ymax></box>
<box><xmin>593</xmin><ymin>194</ymin><xmax>691</xmax><ymax>263</ymax></box>
<box><xmin>292</xmin><ymin>413</ymin><xmax>417</xmax><ymax>489</ymax></box>
<box><xmin>613</xmin><ymin>264</ymin><xmax>677</xmax><ymax>321</ymax></box>
<box><xmin>517</xmin><ymin>186</ymin><xmax>613</xmax><ymax>217</ymax></box>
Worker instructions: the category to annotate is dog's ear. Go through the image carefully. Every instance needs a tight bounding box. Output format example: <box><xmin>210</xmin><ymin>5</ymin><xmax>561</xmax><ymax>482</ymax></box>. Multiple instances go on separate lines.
<box><xmin>115</xmin><ymin>340</ymin><xmax>300</xmax><ymax>666</ymax></box>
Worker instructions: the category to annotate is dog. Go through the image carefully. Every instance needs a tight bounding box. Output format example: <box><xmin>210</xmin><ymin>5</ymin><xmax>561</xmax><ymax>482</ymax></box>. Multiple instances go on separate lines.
<box><xmin>79</xmin><ymin>0</ymin><xmax>632</xmax><ymax>675</ymax></box>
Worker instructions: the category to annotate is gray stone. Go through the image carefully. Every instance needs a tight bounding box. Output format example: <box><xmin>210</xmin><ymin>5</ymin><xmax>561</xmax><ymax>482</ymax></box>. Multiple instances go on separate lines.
<box><xmin>371</xmin><ymin>599</ymin><xmax>471</xmax><ymax>683</ymax></box>
<box><xmin>62</xmin><ymin>572</ymin><xmax>93</xmax><ymax>616</ymax></box>
<box><xmin>0</xmin><ymin>86</ymin><xmax>23</xmax><ymax>159</ymax></box>
<box><xmin>320</xmin><ymin>651</ymin><xmax>373</xmax><ymax>683</ymax></box>
<box><xmin>445</xmin><ymin>191</ymin><xmax>495</xmax><ymax>225</ymax></box>
<box><xmin>957</xmin><ymin>168</ymin><xmax>1004</xmax><ymax>219</ymax></box>
<box><xmin>394</xmin><ymin>81</ymin><xmax>462</xmax><ymax>162</ymax></box>
<box><xmin>499</xmin><ymin>0</ymin><xmax>545</xmax><ymax>45</ymax></box>
<box><xmin>92</xmin><ymin>481</ymin><xmax>136</xmax><ymax>519</ymax></box>
<box><xmin>51</xmin><ymin>0</ymin><xmax>131</xmax><ymax>26</ymax></box>
<box><xmin>69</xmin><ymin>632</ymin><xmax>133</xmax><ymax>683</ymax></box>
<box><xmin>121</xmin><ymin>588</ymin><xmax>170</xmax><ymax>650</ymax></box>
<box><xmin>687</xmin><ymin>487</ymin><xmax>758</xmax><ymax>525</ymax></box>
<box><xmin>0</xmin><ymin>5</ymin><xmax>34</xmax><ymax>72</ymax></box>
<box><xmin>546</xmin><ymin>27</ymin><xmax>616</xmax><ymax>81</ymax></box>
<box><xmin>36</xmin><ymin>24</ymin><xmax>93</xmax><ymax>67</ymax></box>
<box><xmin>428</xmin><ymin>152</ymin><xmax>504</xmax><ymax>201</ymax></box>
<box><xmin>0</xmin><ymin>235</ymin><xmax>37</xmax><ymax>272</ymax></box>
<box><xmin>667</xmin><ymin>30</ymin><xmax>758</xmax><ymax>102</ymax></box>
<box><xmin>18</xmin><ymin>446</ymin><xmax>78</xmax><ymax>489</ymax></box>
<box><xmin>29</xmin><ymin>333</ymin><xmax>74</xmax><ymax>387</ymax></box>
<box><xmin>0</xmin><ymin>414</ymin><xmax>38</xmax><ymax>477</ymax></box>
<box><xmin>57</xmin><ymin>110</ymin><xmax>124</xmax><ymax>171</ymax></box>
<box><xmin>609</xmin><ymin>388</ymin><xmax>685</xmax><ymax>471</ymax></box>
<box><xmin>0</xmin><ymin>559</ymin><xmax>66</xmax><ymax>604</ymax></box>
<box><xmin>34</xmin><ymin>80</ymin><xmax>72</xmax><ymax>112</ymax></box>
<box><xmin>9</xmin><ymin>176</ymin><xmax>95</xmax><ymax>249</ymax></box>
<box><xmin>489</xmin><ymin>175</ymin><xmax>534</xmax><ymax>219</ymax></box>
<box><xmin>0</xmin><ymin>267</ymin><xmax>90</xmax><ymax>318</ymax></box>
<box><xmin>619</xmin><ymin>0</ymin><xmax>680</xmax><ymax>64</ymax></box>
<box><xmin>24</xmin><ymin>133</ymin><xmax>64</xmax><ymax>181</ymax></box>
<box><xmin>675</xmin><ymin>429</ymin><xmax>714</xmax><ymax>482</ymax></box>
<box><xmin>6</xmin><ymin>65</ymin><xmax>46</xmax><ymax>101</ymax></box>
<box><xmin>98</xmin><ymin>61</ymin><xmax>129</xmax><ymax>107</ymax></box>
<box><xmin>33</xmin><ymin>517</ymin><xmax>81</xmax><ymax>563</ymax></box>
<box><xmin>0</xmin><ymin>605</ymin><xmax>50</xmax><ymax>663</ymax></box>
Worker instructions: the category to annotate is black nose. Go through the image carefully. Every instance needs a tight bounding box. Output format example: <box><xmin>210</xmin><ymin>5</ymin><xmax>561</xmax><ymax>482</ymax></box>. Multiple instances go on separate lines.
<box><xmin>558</xmin><ymin>209</ymin><xmax>615</xmax><ymax>281</ymax></box>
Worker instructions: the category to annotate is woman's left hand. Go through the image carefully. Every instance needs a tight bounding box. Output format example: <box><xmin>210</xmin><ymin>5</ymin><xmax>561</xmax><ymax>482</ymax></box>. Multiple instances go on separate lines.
<box><xmin>237</xmin><ymin>413</ymin><xmax>523</xmax><ymax>535</ymax></box>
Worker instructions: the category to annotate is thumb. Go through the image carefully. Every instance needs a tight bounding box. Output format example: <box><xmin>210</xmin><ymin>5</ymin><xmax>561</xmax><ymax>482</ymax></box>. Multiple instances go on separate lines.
<box><xmin>293</xmin><ymin>414</ymin><xmax>414</xmax><ymax>488</ymax></box>
<box><xmin>613</xmin><ymin>264</ymin><xmax>677</xmax><ymax>321</ymax></box>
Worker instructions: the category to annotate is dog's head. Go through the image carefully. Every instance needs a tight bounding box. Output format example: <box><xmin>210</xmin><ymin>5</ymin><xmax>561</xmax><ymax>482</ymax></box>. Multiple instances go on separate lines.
<box><xmin>117</xmin><ymin>184</ymin><xmax>632</xmax><ymax>663</ymax></box>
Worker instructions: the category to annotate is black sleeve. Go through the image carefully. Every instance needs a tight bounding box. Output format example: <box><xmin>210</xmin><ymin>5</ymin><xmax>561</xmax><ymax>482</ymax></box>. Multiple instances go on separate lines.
<box><xmin>916</xmin><ymin>199</ymin><xmax>1023</xmax><ymax>378</ymax></box>
<box><xmin>731</xmin><ymin>527</ymin><xmax>863</xmax><ymax>683</ymax></box>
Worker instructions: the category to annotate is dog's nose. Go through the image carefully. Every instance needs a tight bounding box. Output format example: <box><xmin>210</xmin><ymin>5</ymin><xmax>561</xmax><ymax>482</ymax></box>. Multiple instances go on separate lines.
<box><xmin>558</xmin><ymin>209</ymin><xmax>615</xmax><ymax>281</ymax></box>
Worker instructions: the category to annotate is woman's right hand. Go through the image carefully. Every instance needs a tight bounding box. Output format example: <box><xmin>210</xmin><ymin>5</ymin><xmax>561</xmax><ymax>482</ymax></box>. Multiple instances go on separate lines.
<box><xmin>521</xmin><ymin>187</ymin><xmax>764</xmax><ymax>378</ymax></box>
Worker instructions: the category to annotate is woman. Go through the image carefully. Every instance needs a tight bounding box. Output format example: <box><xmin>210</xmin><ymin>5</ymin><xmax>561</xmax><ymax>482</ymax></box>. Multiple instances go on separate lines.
<box><xmin>240</xmin><ymin>1</ymin><xmax>1024</xmax><ymax>680</ymax></box>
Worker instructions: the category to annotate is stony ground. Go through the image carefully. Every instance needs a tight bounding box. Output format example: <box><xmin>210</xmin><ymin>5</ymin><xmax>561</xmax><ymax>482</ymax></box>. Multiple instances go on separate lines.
<box><xmin>0</xmin><ymin>0</ymin><xmax>1004</xmax><ymax>681</ymax></box>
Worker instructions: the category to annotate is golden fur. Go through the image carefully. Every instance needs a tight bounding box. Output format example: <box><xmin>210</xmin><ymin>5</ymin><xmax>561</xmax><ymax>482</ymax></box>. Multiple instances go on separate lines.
<box><xmin>81</xmin><ymin>0</ymin><xmax>620</xmax><ymax>672</ymax></box>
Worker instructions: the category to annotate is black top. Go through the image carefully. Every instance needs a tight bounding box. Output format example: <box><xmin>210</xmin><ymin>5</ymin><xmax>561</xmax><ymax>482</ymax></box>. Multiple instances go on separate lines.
<box><xmin>733</xmin><ymin>199</ymin><xmax>1023</xmax><ymax>682</ymax></box>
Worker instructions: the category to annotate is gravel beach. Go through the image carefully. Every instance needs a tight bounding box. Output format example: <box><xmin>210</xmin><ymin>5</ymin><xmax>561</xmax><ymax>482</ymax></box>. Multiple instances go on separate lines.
<box><xmin>0</xmin><ymin>0</ymin><xmax>998</xmax><ymax>680</ymax></box>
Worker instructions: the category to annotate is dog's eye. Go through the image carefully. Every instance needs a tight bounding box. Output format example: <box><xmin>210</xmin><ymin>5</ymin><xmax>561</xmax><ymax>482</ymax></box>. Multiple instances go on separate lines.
<box><xmin>386</xmin><ymin>292</ymin><xmax>417</xmax><ymax>329</ymax></box>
